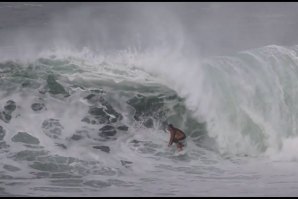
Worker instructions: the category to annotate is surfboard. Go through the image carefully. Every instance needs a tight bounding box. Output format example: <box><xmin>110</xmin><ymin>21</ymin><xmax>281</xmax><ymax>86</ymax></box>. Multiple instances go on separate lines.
<box><xmin>173</xmin><ymin>148</ymin><xmax>187</xmax><ymax>156</ymax></box>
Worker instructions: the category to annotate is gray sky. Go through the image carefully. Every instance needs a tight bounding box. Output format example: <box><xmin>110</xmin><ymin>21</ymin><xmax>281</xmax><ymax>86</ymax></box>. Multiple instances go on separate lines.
<box><xmin>1</xmin><ymin>2</ymin><xmax>298</xmax><ymax>57</ymax></box>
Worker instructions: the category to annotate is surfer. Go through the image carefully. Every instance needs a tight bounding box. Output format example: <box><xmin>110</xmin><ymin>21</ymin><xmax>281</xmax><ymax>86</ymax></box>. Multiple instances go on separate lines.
<box><xmin>167</xmin><ymin>124</ymin><xmax>186</xmax><ymax>151</ymax></box>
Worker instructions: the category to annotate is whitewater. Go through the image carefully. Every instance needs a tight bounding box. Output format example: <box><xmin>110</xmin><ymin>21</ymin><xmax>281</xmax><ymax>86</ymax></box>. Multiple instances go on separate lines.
<box><xmin>1</xmin><ymin>2</ymin><xmax>298</xmax><ymax>197</ymax></box>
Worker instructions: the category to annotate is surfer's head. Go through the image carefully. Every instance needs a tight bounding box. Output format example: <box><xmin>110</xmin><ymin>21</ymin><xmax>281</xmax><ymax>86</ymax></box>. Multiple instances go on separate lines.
<box><xmin>168</xmin><ymin>124</ymin><xmax>174</xmax><ymax>130</ymax></box>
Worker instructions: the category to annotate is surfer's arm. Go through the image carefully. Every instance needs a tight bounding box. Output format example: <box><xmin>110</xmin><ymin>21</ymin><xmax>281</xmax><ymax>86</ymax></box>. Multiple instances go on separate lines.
<box><xmin>168</xmin><ymin>131</ymin><xmax>174</xmax><ymax>146</ymax></box>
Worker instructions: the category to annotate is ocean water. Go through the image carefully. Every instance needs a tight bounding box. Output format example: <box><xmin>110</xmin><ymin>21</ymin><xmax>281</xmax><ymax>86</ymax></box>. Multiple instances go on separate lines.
<box><xmin>1</xmin><ymin>2</ymin><xmax>298</xmax><ymax>197</ymax></box>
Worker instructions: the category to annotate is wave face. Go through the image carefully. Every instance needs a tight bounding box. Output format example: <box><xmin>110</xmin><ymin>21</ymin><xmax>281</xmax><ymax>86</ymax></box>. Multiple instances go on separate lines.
<box><xmin>195</xmin><ymin>45</ymin><xmax>298</xmax><ymax>157</ymax></box>
<box><xmin>1</xmin><ymin>45</ymin><xmax>298</xmax><ymax>196</ymax></box>
<box><xmin>0</xmin><ymin>51</ymin><xmax>209</xmax><ymax>196</ymax></box>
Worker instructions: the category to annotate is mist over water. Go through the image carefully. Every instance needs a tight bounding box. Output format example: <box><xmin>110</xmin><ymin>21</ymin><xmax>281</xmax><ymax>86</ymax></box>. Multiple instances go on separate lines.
<box><xmin>1</xmin><ymin>2</ymin><xmax>298</xmax><ymax>196</ymax></box>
